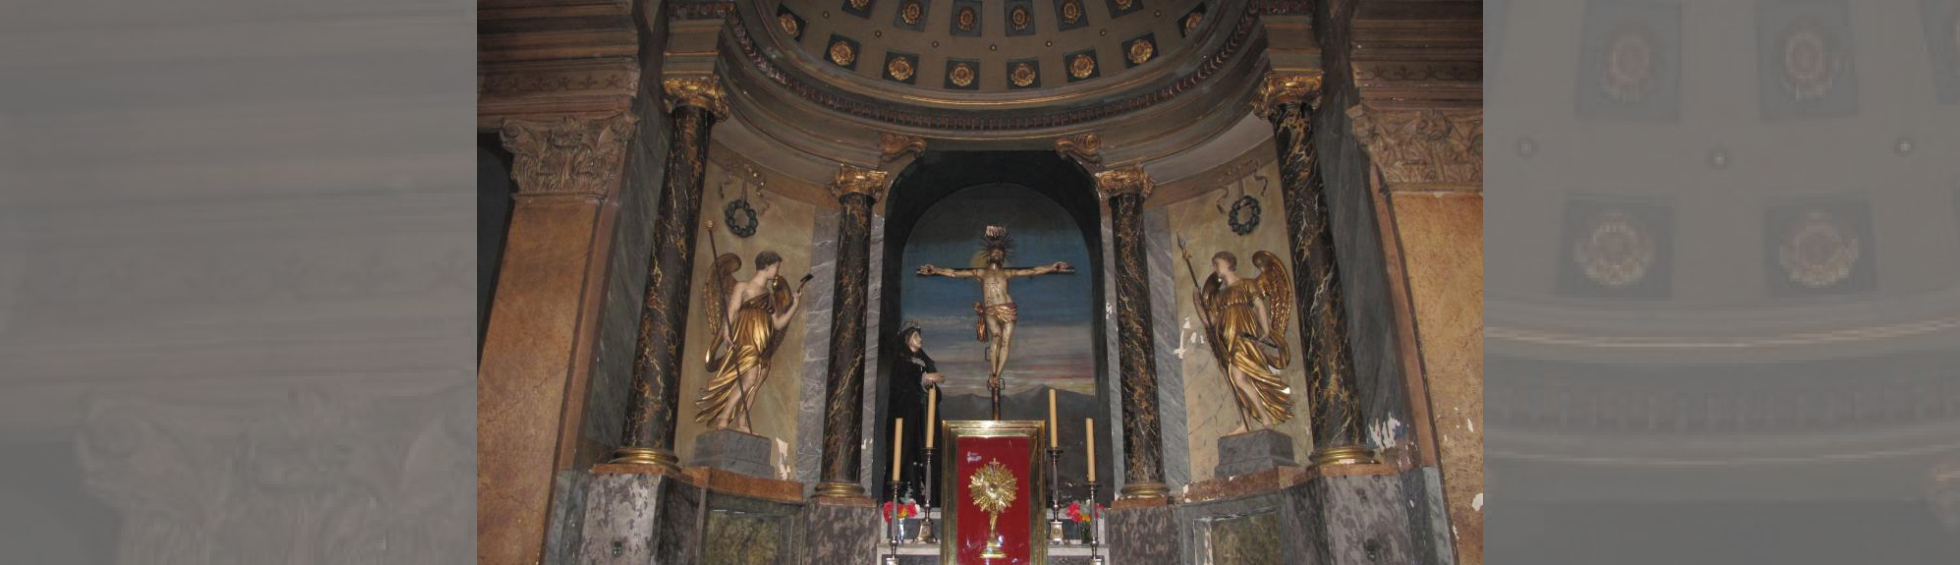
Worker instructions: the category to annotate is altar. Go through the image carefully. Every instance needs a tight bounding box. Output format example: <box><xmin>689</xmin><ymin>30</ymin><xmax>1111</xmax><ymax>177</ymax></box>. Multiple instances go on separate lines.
<box><xmin>881</xmin><ymin>419</ymin><xmax>1109</xmax><ymax>565</ymax></box>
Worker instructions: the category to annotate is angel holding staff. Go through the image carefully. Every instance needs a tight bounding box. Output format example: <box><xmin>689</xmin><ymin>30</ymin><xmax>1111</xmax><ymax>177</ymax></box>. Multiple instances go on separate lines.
<box><xmin>695</xmin><ymin>250</ymin><xmax>809</xmax><ymax>433</ymax></box>
<box><xmin>1182</xmin><ymin>239</ymin><xmax>1297</xmax><ymax>435</ymax></box>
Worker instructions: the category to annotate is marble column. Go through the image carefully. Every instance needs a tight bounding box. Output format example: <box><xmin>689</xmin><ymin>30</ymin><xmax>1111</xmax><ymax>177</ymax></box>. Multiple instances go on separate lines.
<box><xmin>814</xmin><ymin>164</ymin><xmax>891</xmax><ymax>501</ymax></box>
<box><xmin>1095</xmin><ymin>167</ymin><xmax>1171</xmax><ymax>501</ymax></box>
<box><xmin>611</xmin><ymin>76</ymin><xmax>730</xmax><ymax>471</ymax></box>
<box><xmin>1255</xmin><ymin>72</ymin><xmax>1378</xmax><ymax>466</ymax></box>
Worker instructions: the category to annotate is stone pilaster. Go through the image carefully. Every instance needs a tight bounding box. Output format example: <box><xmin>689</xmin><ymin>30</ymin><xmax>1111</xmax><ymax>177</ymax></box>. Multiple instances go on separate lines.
<box><xmin>1095</xmin><ymin>167</ymin><xmax>1171</xmax><ymax>502</ymax></box>
<box><xmin>611</xmin><ymin>76</ymin><xmax>728</xmax><ymax>471</ymax></box>
<box><xmin>1255</xmin><ymin>72</ymin><xmax>1378</xmax><ymax>467</ymax></box>
<box><xmin>813</xmin><ymin>164</ymin><xmax>891</xmax><ymax>501</ymax></box>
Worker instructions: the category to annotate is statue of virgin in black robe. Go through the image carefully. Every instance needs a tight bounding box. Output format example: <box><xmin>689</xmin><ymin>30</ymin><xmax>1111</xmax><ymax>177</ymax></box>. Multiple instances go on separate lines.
<box><xmin>887</xmin><ymin>325</ymin><xmax>944</xmax><ymax>506</ymax></box>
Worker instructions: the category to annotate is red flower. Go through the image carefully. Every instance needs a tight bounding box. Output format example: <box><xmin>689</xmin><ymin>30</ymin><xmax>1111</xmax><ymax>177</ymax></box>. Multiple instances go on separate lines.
<box><xmin>1066</xmin><ymin>502</ymin><xmax>1084</xmax><ymax>522</ymax></box>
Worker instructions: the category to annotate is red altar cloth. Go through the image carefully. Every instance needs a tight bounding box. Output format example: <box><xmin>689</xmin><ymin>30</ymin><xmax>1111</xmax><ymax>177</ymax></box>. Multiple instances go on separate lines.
<box><xmin>953</xmin><ymin>435</ymin><xmax>1034</xmax><ymax>564</ymax></box>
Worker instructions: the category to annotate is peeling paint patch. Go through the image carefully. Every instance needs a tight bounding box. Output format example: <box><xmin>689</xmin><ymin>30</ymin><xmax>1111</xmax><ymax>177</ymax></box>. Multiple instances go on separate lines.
<box><xmin>1466</xmin><ymin>418</ymin><xmax>1475</xmax><ymax>432</ymax></box>
<box><xmin>1471</xmin><ymin>493</ymin><xmax>1483</xmax><ymax>512</ymax></box>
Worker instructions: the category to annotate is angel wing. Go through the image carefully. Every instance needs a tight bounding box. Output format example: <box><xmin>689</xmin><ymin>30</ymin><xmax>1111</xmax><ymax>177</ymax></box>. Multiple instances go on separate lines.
<box><xmin>1250</xmin><ymin>251</ymin><xmax>1293</xmax><ymax>368</ymax></box>
<box><xmin>702</xmin><ymin>253</ymin><xmax>743</xmax><ymax>370</ymax></box>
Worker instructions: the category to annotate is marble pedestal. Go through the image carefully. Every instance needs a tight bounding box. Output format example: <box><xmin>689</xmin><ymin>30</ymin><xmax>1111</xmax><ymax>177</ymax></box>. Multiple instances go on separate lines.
<box><xmin>575</xmin><ymin>471</ymin><xmax>703</xmax><ymax>564</ymax></box>
<box><xmin>1216</xmin><ymin>429</ymin><xmax>1300</xmax><ymax>478</ymax></box>
<box><xmin>1108</xmin><ymin>501</ymin><xmax>1178</xmax><ymax>564</ymax></box>
<box><xmin>690</xmin><ymin>429</ymin><xmax>775</xmax><ymax>478</ymax></box>
<box><xmin>1287</xmin><ymin>470</ymin><xmax>1416</xmax><ymax>564</ymax></box>
<box><xmin>802</xmin><ymin>500</ymin><xmax>878</xmax><ymax>565</ymax></box>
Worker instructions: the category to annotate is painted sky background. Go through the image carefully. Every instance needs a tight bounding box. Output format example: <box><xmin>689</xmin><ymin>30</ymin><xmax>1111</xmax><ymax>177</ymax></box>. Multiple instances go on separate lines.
<box><xmin>899</xmin><ymin>184</ymin><xmax>1097</xmax><ymax>396</ymax></box>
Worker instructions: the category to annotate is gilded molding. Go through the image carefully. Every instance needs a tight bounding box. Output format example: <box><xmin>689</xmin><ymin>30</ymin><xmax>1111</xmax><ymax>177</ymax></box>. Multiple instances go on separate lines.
<box><xmin>663</xmin><ymin>75</ymin><xmax>731</xmax><ymax>120</ymax></box>
<box><xmin>1251</xmin><ymin>71</ymin><xmax>1325</xmax><ymax>118</ymax></box>
<box><xmin>1093</xmin><ymin>167</ymin><xmax>1154</xmax><ymax>201</ymax></box>
<box><xmin>1346</xmin><ymin>104</ymin><xmax>1483</xmax><ymax>190</ymax></box>
<box><xmin>1054</xmin><ymin>132</ymin><xmax>1104</xmax><ymax>170</ymax></box>
<box><xmin>497</xmin><ymin>112</ymin><xmax>639</xmax><ymax>199</ymax></box>
<box><xmin>827</xmin><ymin>164</ymin><xmax>892</xmax><ymax>202</ymax></box>
<box><xmin>878</xmin><ymin>133</ymin><xmax>927</xmax><ymax>164</ymax></box>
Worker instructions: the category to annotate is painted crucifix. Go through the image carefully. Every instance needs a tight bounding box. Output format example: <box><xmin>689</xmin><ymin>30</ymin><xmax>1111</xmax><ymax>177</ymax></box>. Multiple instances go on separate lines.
<box><xmin>914</xmin><ymin>225</ymin><xmax>1074</xmax><ymax>418</ymax></box>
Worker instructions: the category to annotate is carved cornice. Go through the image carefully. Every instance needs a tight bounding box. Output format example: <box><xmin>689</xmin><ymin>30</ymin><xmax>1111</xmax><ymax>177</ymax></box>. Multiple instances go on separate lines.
<box><xmin>662</xmin><ymin>75</ymin><xmax>730</xmax><ymax>120</ymax></box>
<box><xmin>1346</xmin><ymin>104</ymin><xmax>1482</xmax><ymax>192</ymax></box>
<box><xmin>826</xmin><ymin>164</ymin><xmax>892</xmax><ymax>202</ymax></box>
<box><xmin>1251</xmin><ymin>71</ymin><xmax>1325</xmax><ymax>118</ymax></box>
<box><xmin>498</xmin><ymin>112</ymin><xmax>639</xmax><ymax>200</ymax></box>
<box><xmin>878</xmin><ymin>133</ymin><xmax>926</xmax><ymax>165</ymax></box>
<box><xmin>1094</xmin><ymin>167</ymin><xmax>1155</xmax><ymax>201</ymax></box>
<box><xmin>1055</xmin><ymin>132</ymin><xmax>1104</xmax><ymax>170</ymax></box>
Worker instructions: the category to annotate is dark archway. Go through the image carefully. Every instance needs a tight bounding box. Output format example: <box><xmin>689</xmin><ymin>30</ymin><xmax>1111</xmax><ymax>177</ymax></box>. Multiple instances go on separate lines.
<box><xmin>871</xmin><ymin>151</ymin><xmax>1114</xmax><ymax>503</ymax></box>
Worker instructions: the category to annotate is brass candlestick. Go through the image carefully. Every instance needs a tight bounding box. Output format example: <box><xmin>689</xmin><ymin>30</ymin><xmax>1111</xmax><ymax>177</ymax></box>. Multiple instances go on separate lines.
<box><xmin>1086</xmin><ymin>480</ymin><xmax>1103</xmax><ymax>564</ymax></box>
<box><xmin>1046</xmin><ymin>447</ymin><xmax>1065</xmax><ymax>544</ymax></box>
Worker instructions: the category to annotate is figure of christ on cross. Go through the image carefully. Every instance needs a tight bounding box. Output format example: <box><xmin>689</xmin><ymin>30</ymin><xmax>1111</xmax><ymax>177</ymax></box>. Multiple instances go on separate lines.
<box><xmin>914</xmin><ymin>226</ymin><xmax>1074</xmax><ymax>418</ymax></box>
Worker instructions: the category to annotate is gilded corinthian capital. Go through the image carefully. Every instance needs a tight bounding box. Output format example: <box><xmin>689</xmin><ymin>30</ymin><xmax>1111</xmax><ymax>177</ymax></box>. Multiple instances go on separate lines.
<box><xmin>1251</xmin><ymin>71</ymin><xmax>1325</xmax><ymax>118</ymax></box>
<box><xmin>498</xmin><ymin>112</ymin><xmax>640</xmax><ymax>199</ymax></box>
<box><xmin>1093</xmin><ymin>166</ymin><xmax>1154</xmax><ymax>201</ymax></box>
<box><xmin>827</xmin><ymin>164</ymin><xmax>892</xmax><ymax>202</ymax></box>
<box><xmin>662</xmin><ymin>75</ymin><xmax>730</xmax><ymax>119</ymax></box>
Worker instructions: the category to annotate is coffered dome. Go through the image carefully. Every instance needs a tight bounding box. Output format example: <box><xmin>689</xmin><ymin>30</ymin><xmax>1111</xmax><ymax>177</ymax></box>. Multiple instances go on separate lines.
<box><xmin>771</xmin><ymin>0</ymin><xmax>1209</xmax><ymax>94</ymax></box>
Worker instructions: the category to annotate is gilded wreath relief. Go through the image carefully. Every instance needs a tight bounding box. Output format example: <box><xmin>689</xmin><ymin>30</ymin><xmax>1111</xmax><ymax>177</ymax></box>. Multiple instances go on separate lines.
<box><xmin>695</xmin><ymin>251</ymin><xmax>808</xmax><ymax>433</ymax></box>
<box><xmin>1185</xmin><ymin>247</ymin><xmax>1297</xmax><ymax>435</ymax></box>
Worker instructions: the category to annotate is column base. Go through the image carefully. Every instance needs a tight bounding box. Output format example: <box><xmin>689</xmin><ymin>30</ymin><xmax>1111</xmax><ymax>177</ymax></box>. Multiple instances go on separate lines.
<box><xmin>1217</xmin><ymin>429</ymin><xmax>1302</xmax><ymax>478</ymax></box>
<box><xmin>811</xmin><ymin>480</ymin><xmax>868</xmax><ymax>501</ymax></box>
<box><xmin>1308</xmin><ymin>444</ymin><xmax>1380</xmax><ymax>467</ymax></box>
<box><xmin>608</xmin><ymin>446</ymin><xmax>683</xmax><ymax>473</ymax></box>
<box><xmin>1118</xmin><ymin>480</ymin><xmax>1171</xmax><ymax>501</ymax></box>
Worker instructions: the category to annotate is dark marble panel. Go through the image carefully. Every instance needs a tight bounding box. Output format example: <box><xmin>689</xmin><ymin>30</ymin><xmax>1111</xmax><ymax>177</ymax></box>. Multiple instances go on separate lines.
<box><xmin>690</xmin><ymin>429</ymin><xmax>775</xmax><ymax>478</ymax></box>
<box><xmin>576</xmin><ymin>474</ymin><xmax>704</xmax><ymax>565</ymax></box>
<box><xmin>801</xmin><ymin>503</ymin><xmax>878</xmax><ymax>565</ymax></box>
<box><xmin>702</xmin><ymin>493</ymin><xmax>803</xmax><ymax>565</ymax></box>
<box><xmin>1216</xmin><ymin>430</ymin><xmax>1301</xmax><ymax>478</ymax></box>
<box><xmin>1403</xmin><ymin>467</ymin><xmax>1456</xmax><ymax>565</ymax></box>
<box><xmin>1177</xmin><ymin>491</ymin><xmax>1286</xmax><ymax>565</ymax></box>
<box><xmin>542</xmin><ymin>470</ymin><xmax>592</xmax><ymax>565</ymax></box>
<box><xmin>1108</xmin><ymin>504</ymin><xmax>1177</xmax><ymax>564</ymax></box>
<box><xmin>1209</xmin><ymin>511</ymin><xmax>1282</xmax><ymax>565</ymax></box>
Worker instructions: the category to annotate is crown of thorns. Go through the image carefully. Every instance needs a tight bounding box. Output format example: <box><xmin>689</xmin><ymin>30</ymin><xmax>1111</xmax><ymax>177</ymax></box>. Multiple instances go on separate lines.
<box><xmin>979</xmin><ymin>225</ymin><xmax>1015</xmax><ymax>255</ymax></box>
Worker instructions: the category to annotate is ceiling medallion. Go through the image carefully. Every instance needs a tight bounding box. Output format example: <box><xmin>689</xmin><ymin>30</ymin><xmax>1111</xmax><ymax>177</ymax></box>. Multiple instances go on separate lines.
<box><xmin>888</xmin><ymin>57</ymin><xmax>915</xmax><ymax>81</ymax></box>
<box><xmin>902</xmin><ymin>1</ymin><xmax>923</xmax><ymax>24</ymax></box>
<box><xmin>1115</xmin><ymin>0</ymin><xmax>1135</xmax><ymax>9</ymax></box>
<box><xmin>1128</xmin><ymin>38</ymin><xmax>1156</xmax><ymax>65</ymax></box>
<box><xmin>830</xmin><ymin>40</ymin><xmax>857</xmax><ymax>67</ymax></box>
<box><xmin>1598</xmin><ymin>23</ymin><xmax>1657</xmax><ymax>104</ymax></box>
<box><xmin>950</xmin><ymin>62</ymin><xmax>976</xmax><ymax>87</ymax></box>
<box><xmin>1778</xmin><ymin>210</ymin><xmax>1859</xmax><ymax>288</ymax></box>
<box><xmin>779</xmin><ymin>13</ymin><xmax>801</xmax><ymax>38</ymax></box>
<box><xmin>1183</xmin><ymin>12</ymin><xmax>1203</xmax><ymax>36</ymax></box>
<box><xmin>1011</xmin><ymin>62</ymin><xmax>1037</xmax><ymax>87</ymax></box>
<box><xmin>1780</xmin><ymin>19</ymin><xmax>1843</xmax><ymax>101</ymax></box>
<box><xmin>850</xmin><ymin>0</ymin><xmax>871</xmax><ymax>9</ymax></box>
<box><xmin>1069</xmin><ymin>53</ymin><xmax>1097</xmax><ymax>79</ymax></box>
<box><xmin>957</xmin><ymin>6</ymin><xmax>978</xmax><ymax>31</ymax></box>
<box><xmin>1062</xmin><ymin>0</ymin><xmax>1083</xmax><ymax>23</ymax></box>
<box><xmin>1573</xmin><ymin>211</ymin><xmax>1655</xmax><ymax>288</ymax></box>
<box><xmin>1011</xmin><ymin>5</ymin><xmax>1031</xmax><ymax>30</ymax></box>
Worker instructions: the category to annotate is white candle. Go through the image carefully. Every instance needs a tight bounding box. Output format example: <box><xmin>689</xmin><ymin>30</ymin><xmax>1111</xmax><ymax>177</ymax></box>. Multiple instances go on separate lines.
<box><xmin>1086</xmin><ymin>418</ymin><xmax>1096</xmax><ymax>483</ymax></box>
<box><xmin>1048</xmin><ymin>389</ymin><xmax>1059</xmax><ymax>448</ymax></box>
<box><xmin>925</xmin><ymin>387</ymin><xmax>938</xmax><ymax>449</ymax></box>
<box><xmin>892</xmin><ymin>418</ymin><xmax>904</xmax><ymax>482</ymax></box>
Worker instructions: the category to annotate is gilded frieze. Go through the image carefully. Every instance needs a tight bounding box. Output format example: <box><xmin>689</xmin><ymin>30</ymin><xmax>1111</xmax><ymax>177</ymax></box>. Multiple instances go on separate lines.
<box><xmin>1345</xmin><ymin>105</ymin><xmax>1483</xmax><ymax>190</ymax></box>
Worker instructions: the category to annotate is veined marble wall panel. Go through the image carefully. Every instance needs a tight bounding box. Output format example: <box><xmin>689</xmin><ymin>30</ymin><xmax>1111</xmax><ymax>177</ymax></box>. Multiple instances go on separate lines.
<box><xmin>673</xmin><ymin>158</ymin><xmax>822</xmax><ymax>480</ymax></box>
<box><xmin>858</xmin><ymin>216</ymin><xmax>886</xmax><ymax>495</ymax></box>
<box><xmin>1163</xmin><ymin>161</ymin><xmax>1318</xmax><ymax>483</ymax></box>
<box><xmin>1144</xmin><ymin>208</ymin><xmax>1192</xmax><ymax>490</ymax></box>
<box><xmin>795</xmin><ymin>212</ymin><xmax>839</xmax><ymax>493</ymax></box>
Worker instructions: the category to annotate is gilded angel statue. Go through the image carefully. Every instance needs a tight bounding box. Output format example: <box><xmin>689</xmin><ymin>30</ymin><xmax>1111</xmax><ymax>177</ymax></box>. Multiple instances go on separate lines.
<box><xmin>1185</xmin><ymin>246</ymin><xmax>1295</xmax><ymax>435</ymax></box>
<box><xmin>695</xmin><ymin>251</ymin><xmax>809</xmax><ymax>433</ymax></box>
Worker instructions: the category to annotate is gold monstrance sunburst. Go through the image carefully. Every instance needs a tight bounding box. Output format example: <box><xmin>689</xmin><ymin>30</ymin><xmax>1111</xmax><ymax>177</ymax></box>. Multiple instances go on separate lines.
<box><xmin>968</xmin><ymin>458</ymin><xmax>1018</xmax><ymax>559</ymax></box>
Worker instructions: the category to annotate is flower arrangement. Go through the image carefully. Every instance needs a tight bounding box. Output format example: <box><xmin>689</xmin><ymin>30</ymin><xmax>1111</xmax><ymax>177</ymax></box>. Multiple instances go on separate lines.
<box><xmin>883</xmin><ymin>500</ymin><xmax>921</xmax><ymax>522</ymax></box>
<box><xmin>1064</xmin><ymin>500</ymin><xmax>1104</xmax><ymax>523</ymax></box>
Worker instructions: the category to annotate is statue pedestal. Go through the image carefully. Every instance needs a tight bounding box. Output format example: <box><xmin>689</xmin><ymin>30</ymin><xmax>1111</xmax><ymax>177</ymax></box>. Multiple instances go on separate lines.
<box><xmin>689</xmin><ymin>429</ymin><xmax>775</xmax><ymax>479</ymax></box>
<box><xmin>1215</xmin><ymin>429</ymin><xmax>1299</xmax><ymax>478</ymax></box>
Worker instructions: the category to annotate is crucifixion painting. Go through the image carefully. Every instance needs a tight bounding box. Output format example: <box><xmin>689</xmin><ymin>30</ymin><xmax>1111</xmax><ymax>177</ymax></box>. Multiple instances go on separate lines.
<box><xmin>914</xmin><ymin>225</ymin><xmax>1074</xmax><ymax>418</ymax></box>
